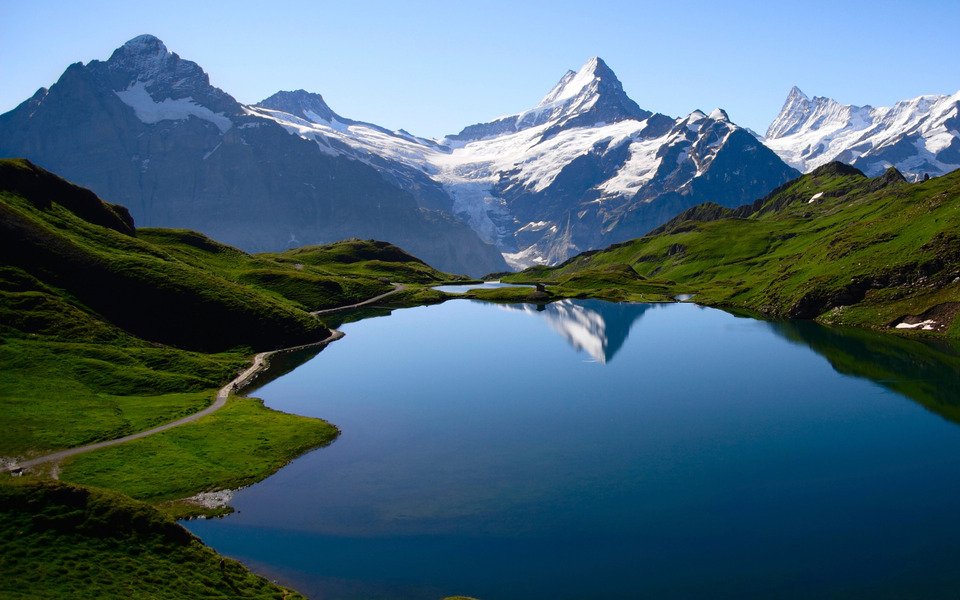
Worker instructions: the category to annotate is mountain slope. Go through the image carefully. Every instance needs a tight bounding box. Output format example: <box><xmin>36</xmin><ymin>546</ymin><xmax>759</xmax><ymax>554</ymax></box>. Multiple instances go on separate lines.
<box><xmin>0</xmin><ymin>159</ymin><xmax>330</xmax><ymax>352</ymax></box>
<box><xmin>0</xmin><ymin>36</ymin><xmax>506</xmax><ymax>277</ymax></box>
<box><xmin>763</xmin><ymin>86</ymin><xmax>960</xmax><ymax>180</ymax></box>
<box><xmin>506</xmin><ymin>163</ymin><xmax>960</xmax><ymax>337</ymax></box>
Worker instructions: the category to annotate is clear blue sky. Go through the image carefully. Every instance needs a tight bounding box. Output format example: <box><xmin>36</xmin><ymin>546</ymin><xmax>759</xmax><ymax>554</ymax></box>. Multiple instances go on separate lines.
<box><xmin>2</xmin><ymin>0</ymin><xmax>958</xmax><ymax>139</ymax></box>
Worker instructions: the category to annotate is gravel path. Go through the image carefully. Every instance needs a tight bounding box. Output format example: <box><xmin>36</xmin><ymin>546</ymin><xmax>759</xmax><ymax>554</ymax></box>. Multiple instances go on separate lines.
<box><xmin>2</xmin><ymin>331</ymin><xmax>344</xmax><ymax>474</ymax></box>
<box><xmin>311</xmin><ymin>283</ymin><xmax>406</xmax><ymax>315</ymax></box>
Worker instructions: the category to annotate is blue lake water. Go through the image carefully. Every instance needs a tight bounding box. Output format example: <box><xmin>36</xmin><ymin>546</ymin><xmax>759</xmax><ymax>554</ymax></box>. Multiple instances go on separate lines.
<box><xmin>186</xmin><ymin>300</ymin><xmax>960</xmax><ymax>599</ymax></box>
<box><xmin>431</xmin><ymin>281</ymin><xmax>532</xmax><ymax>294</ymax></box>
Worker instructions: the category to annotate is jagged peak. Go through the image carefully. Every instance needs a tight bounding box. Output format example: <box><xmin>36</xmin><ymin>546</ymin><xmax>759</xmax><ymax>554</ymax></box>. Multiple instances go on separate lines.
<box><xmin>108</xmin><ymin>34</ymin><xmax>171</xmax><ymax>67</ymax></box>
<box><xmin>787</xmin><ymin>86</ymin><xmax>809</xmax><ymax>101</ymax></box>
<box><xmin>537</xmin><ymin>56</ymin><xmax>618</xmax><ymax>108</ymax></box>
<box><xmin>708</xmin><ymin>108</ymin><xmax>730</xmax><ymax>122</ymax></box>
<box><xmin>104</xmin><ymin>34</ymin><xmax>188</xmax><ymax>83</ymax></box>
<box><xmin>450</xmin><ymin>57</ymin><xmax>648</xmax><ymax>141</ymax></box>
<box><xmin>121</xmin><ymin>34</ymin><xmax>167</xmax><ymax>52</ymax></box>
<box><xmin>766</xmin><ymin>86</ymin><xmax>820</xmax><ymax>140</ymax></box>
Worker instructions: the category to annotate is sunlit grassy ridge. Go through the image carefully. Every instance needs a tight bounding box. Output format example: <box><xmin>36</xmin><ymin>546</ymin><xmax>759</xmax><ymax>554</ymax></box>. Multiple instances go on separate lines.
<box><xmin>503</xmin><ymin>163</ymin><xmax>960</xmax><ymax>338</ymax></box>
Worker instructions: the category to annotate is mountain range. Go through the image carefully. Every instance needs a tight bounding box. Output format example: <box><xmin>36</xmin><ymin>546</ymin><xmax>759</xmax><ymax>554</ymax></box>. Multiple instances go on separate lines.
<box><xmin>2</xmin><ymin>35</ymin><xmax>957</xmax><ymax>273</ymax></box>
<box><xmin>0</xmin><ymin>35</ymin><xmax>506</xmax><ymax>277</ymax></box>
<box><xmin>250</xmin><ymin>56</ymin><xmax>798</xmax><ymax>268</ymax></box>
<box><xmin>763</xmin><ymin>86</ymin><xmax>960</xmax><ymax>180</ymax></box>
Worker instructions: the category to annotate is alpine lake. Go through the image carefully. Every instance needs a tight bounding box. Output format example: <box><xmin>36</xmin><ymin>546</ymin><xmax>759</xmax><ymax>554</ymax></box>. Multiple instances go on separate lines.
<box><xmin>185</xmin><ymin>295</ymin><xmax>960</xmax><ymax>599</ymax></box>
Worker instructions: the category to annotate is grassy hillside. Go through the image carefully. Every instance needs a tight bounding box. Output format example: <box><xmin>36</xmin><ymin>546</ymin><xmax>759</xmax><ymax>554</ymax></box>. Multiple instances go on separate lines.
<box><xmin>502</xmin><ymin>163</ymin><xmax>960</xmax><ymax>339</ymax></box>
<box><xmin>0</xmin><ymin>159</ymin><xmax>328</xmax><ymax>352</ymax></box>
<box><xmin>0</xmin><ymin>478</ymin><xmax>307</xmax><ymax>599</ymax></box>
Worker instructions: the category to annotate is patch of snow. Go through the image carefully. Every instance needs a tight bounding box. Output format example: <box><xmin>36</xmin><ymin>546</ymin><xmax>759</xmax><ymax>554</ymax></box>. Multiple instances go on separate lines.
<box><xmin>895</xmin><ymin>319</ymin><xmax>938</xmax><ymax>330</ymax></box>
<box><xmin>519</xmin><ymin>221</ymin><xmax>552</xmax><ymax>232</ymax></box>
<box><xmin>116</xmin><ymin>82</ymin><xmax>233</xmax><ymax>133</ymax></box>
<box><xmin>503</xmin><ymin>244</ymin><xmax>550</xmax><ymax>270</ymax></box>
<box><xmin>808</xmin><ymin>191</ymin><xmax>824</xmax><ymax>203</ymax></box>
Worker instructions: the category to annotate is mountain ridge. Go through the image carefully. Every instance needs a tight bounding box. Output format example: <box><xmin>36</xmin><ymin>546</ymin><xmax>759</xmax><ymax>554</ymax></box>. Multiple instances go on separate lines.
<box><xmin>1</xmin><ymin>36</ymin><xmax>800</xmax><ymax>271</ymax></box>
<box><xmin>248</xmin><ymin>51</ymin><xmax>797</xmax><ymax>268</ymax></box>
<box><xmin>762</xmin><ymin>86</ymin><xmax>960</xmax><ymax>180</ymax></box>
<box><xmin>0</xmin><ymin>35</ymin><xmax>506</xmax><ymax>277</ymax></box>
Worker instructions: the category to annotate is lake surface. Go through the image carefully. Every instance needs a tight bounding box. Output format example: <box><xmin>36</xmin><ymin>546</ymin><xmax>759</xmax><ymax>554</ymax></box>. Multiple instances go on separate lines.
<box><xmin>186</xmin><ymin>300</ymin><xmax>960</xmax><ymax>599</ymax></box>
<box><xmin>431</xmin><ymin>281</ymin><xmax>532</xmax><ymax>294</ymax></box>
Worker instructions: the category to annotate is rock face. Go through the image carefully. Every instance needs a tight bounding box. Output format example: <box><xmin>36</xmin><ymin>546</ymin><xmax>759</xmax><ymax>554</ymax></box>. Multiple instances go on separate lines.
<box><xmin>0</xmin><ymin>35</ymin><xmax>506</xmax><ymax>276</ymax></box>
<box><xmin>762</xmin><ymin>86</ymin><xmax>960</xmax><ymax>180</ymax></box>
<box><xmin>252</xmin><ymin>57</ymin><xmax>798</xmax><ymax>268</ymax></box>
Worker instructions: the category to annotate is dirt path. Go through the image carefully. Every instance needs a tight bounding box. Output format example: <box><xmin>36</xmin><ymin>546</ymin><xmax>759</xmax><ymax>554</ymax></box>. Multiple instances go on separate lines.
<box><xmin>311</xmin><ymin>282</ymin><xmax>406</xmax><ymax>316</ymax></box>
<box><xmin>3</xmin><ymin>331</ymin><xmax>345</xmax><ymax>474</ymax></box>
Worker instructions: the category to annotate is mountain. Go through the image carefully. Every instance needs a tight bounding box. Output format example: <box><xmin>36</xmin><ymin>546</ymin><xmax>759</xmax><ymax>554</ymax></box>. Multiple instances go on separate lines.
<box><xmin>0</xmin><ymin>35</ymin><xmax>506</xmax><ymax>277</ymax></box>
<box><xmin>0</xmin><ymin>158</ymin><xmax>328</xmax><ymax>352</ymax></box>
<box><xmin>763</xmin><ymin>86</ymin><xmax>960</xmax><ymax>180</ymax></box>
<box><xmin>253</xmin><ymin>57</ymin><xmax>799</xmax><ymax>269</ymax></box>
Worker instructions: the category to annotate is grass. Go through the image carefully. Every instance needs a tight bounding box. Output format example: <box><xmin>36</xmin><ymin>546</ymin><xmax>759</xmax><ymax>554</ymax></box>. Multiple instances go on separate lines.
<box><xmin>0</xmin><ymin>477</ymin><xmax>308</xmax><ymax>599</ymax></box>
<box><xmin>57</xmin><ymin>396</ymin><xmax>338</xmax><ymax>512</ymax></box>
<box><xmin>0</xmin><ymin>160</ymin><xmax>480</xmax><ymax>597</ymax></box>
<box><xmin>0</xmin><ymin>338</ymin><xmax>246</xmax><ymax>457</ymax></box>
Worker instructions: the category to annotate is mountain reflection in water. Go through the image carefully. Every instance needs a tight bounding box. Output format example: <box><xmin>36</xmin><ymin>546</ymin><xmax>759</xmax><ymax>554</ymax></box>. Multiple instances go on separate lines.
<box><xmin>768</xmin><ymin>318</ymin><xmax>960</xmax><ymax>425</ymax></box>
<box><xmin>494</xmin><ymin>299</ymin><xmax>658</xmax><ymax>363</ymax></box>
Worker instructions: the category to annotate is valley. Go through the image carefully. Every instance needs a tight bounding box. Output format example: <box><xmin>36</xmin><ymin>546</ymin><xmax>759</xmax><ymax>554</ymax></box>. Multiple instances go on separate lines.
<box><xmin>1</xmin><ymin>28</ymin><xmax>959</xmax><ymax>600</ymax></box>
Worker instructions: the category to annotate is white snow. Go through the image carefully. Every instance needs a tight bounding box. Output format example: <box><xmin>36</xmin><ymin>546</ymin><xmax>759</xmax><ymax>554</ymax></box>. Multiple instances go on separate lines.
<box><xmin>503</xmin><ymin>244</ymin><xmax>551</xmax><ymax>270</ymax></box>
<box><xmin>115</xmin><ymin>82</ymin><xmax>233</xmax><ymax>133</ymax></box>
<box><xmin>808</xmin><ymin>191</ymin><xmax>824</xmax><ymax>203</ymax></box>
<box><xmin>763</xmin><ymin>88</ymin><xmax>960</xmax><ymax>178</ymax></box>
<box><xmin>518</xmin><ymin>221</ymin><xmax>553</xmax><ymax>232</ymax></box>
<box><xmin>895</xmin><ymin>319</ymin><xmax>938</xmax><ymax>330</ymax></box>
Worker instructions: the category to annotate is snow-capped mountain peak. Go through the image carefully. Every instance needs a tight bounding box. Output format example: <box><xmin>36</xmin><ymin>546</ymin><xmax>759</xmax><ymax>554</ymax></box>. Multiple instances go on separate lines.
<box><xmin>708</xmin><ymin>108</ymin><xmax>730</xmax><ymax>122</ymax></box>
<box><xmin>536</xmin><ymin>56</ymin><xmax>606</xmax><ymax>106</ymax></box>
<box><xmin>256</xmin><ymin>90</ymin><xmax>345</xmax><ymax>125</ymax></box>
<box><xmin>97</xmin><ymin>35</ymin><xmax>242</xmax><ymax>132</ymax></box>
<box><xmin>450</xmin><ymin>57</ymin><xmax>650</xmax><ymax>142</ymax></box>
<box><xmin>107</xmin><ymin>34</ymin><xmax>185</xmax><ymax>86</ymax></box>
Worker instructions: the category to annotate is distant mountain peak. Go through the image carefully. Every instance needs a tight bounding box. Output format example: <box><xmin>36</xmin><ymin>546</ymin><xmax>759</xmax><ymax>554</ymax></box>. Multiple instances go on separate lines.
<box><xmin>96</xmin><ymin>34</ymin><xmax>240</xmax><ymax>118</ymax></box>
<box><xmin>107</xmin><ymin>34</ymin><xmax>175</xmax><ymax>81</ymax></box>
<box><xmin>256</xmin><ymin>89</ymin><xmax>344</xmax><ymax>124</ymax></box>
<box><xmin>787</xmin><ymin>86</ymin><xmax>808</xmax><ymax>101</ymax></box>
<box><xmin>451</xmin><ymin>57</ymin><xmax>649</xmax><ymax>141</ymax></box>
<box><xmin>119</xmin><ymin>34</ymin><xmax>167</xmax><ymax>53</ymax></box>
<box><xmin>536</xmin><ymin>56</ymin><xmax>615</xmax><ymax>107</ymax></box>
<box><xmin>708</xmin><ymin>108</ymin><xmax>730</xmax><ymax>122</ymax></box>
